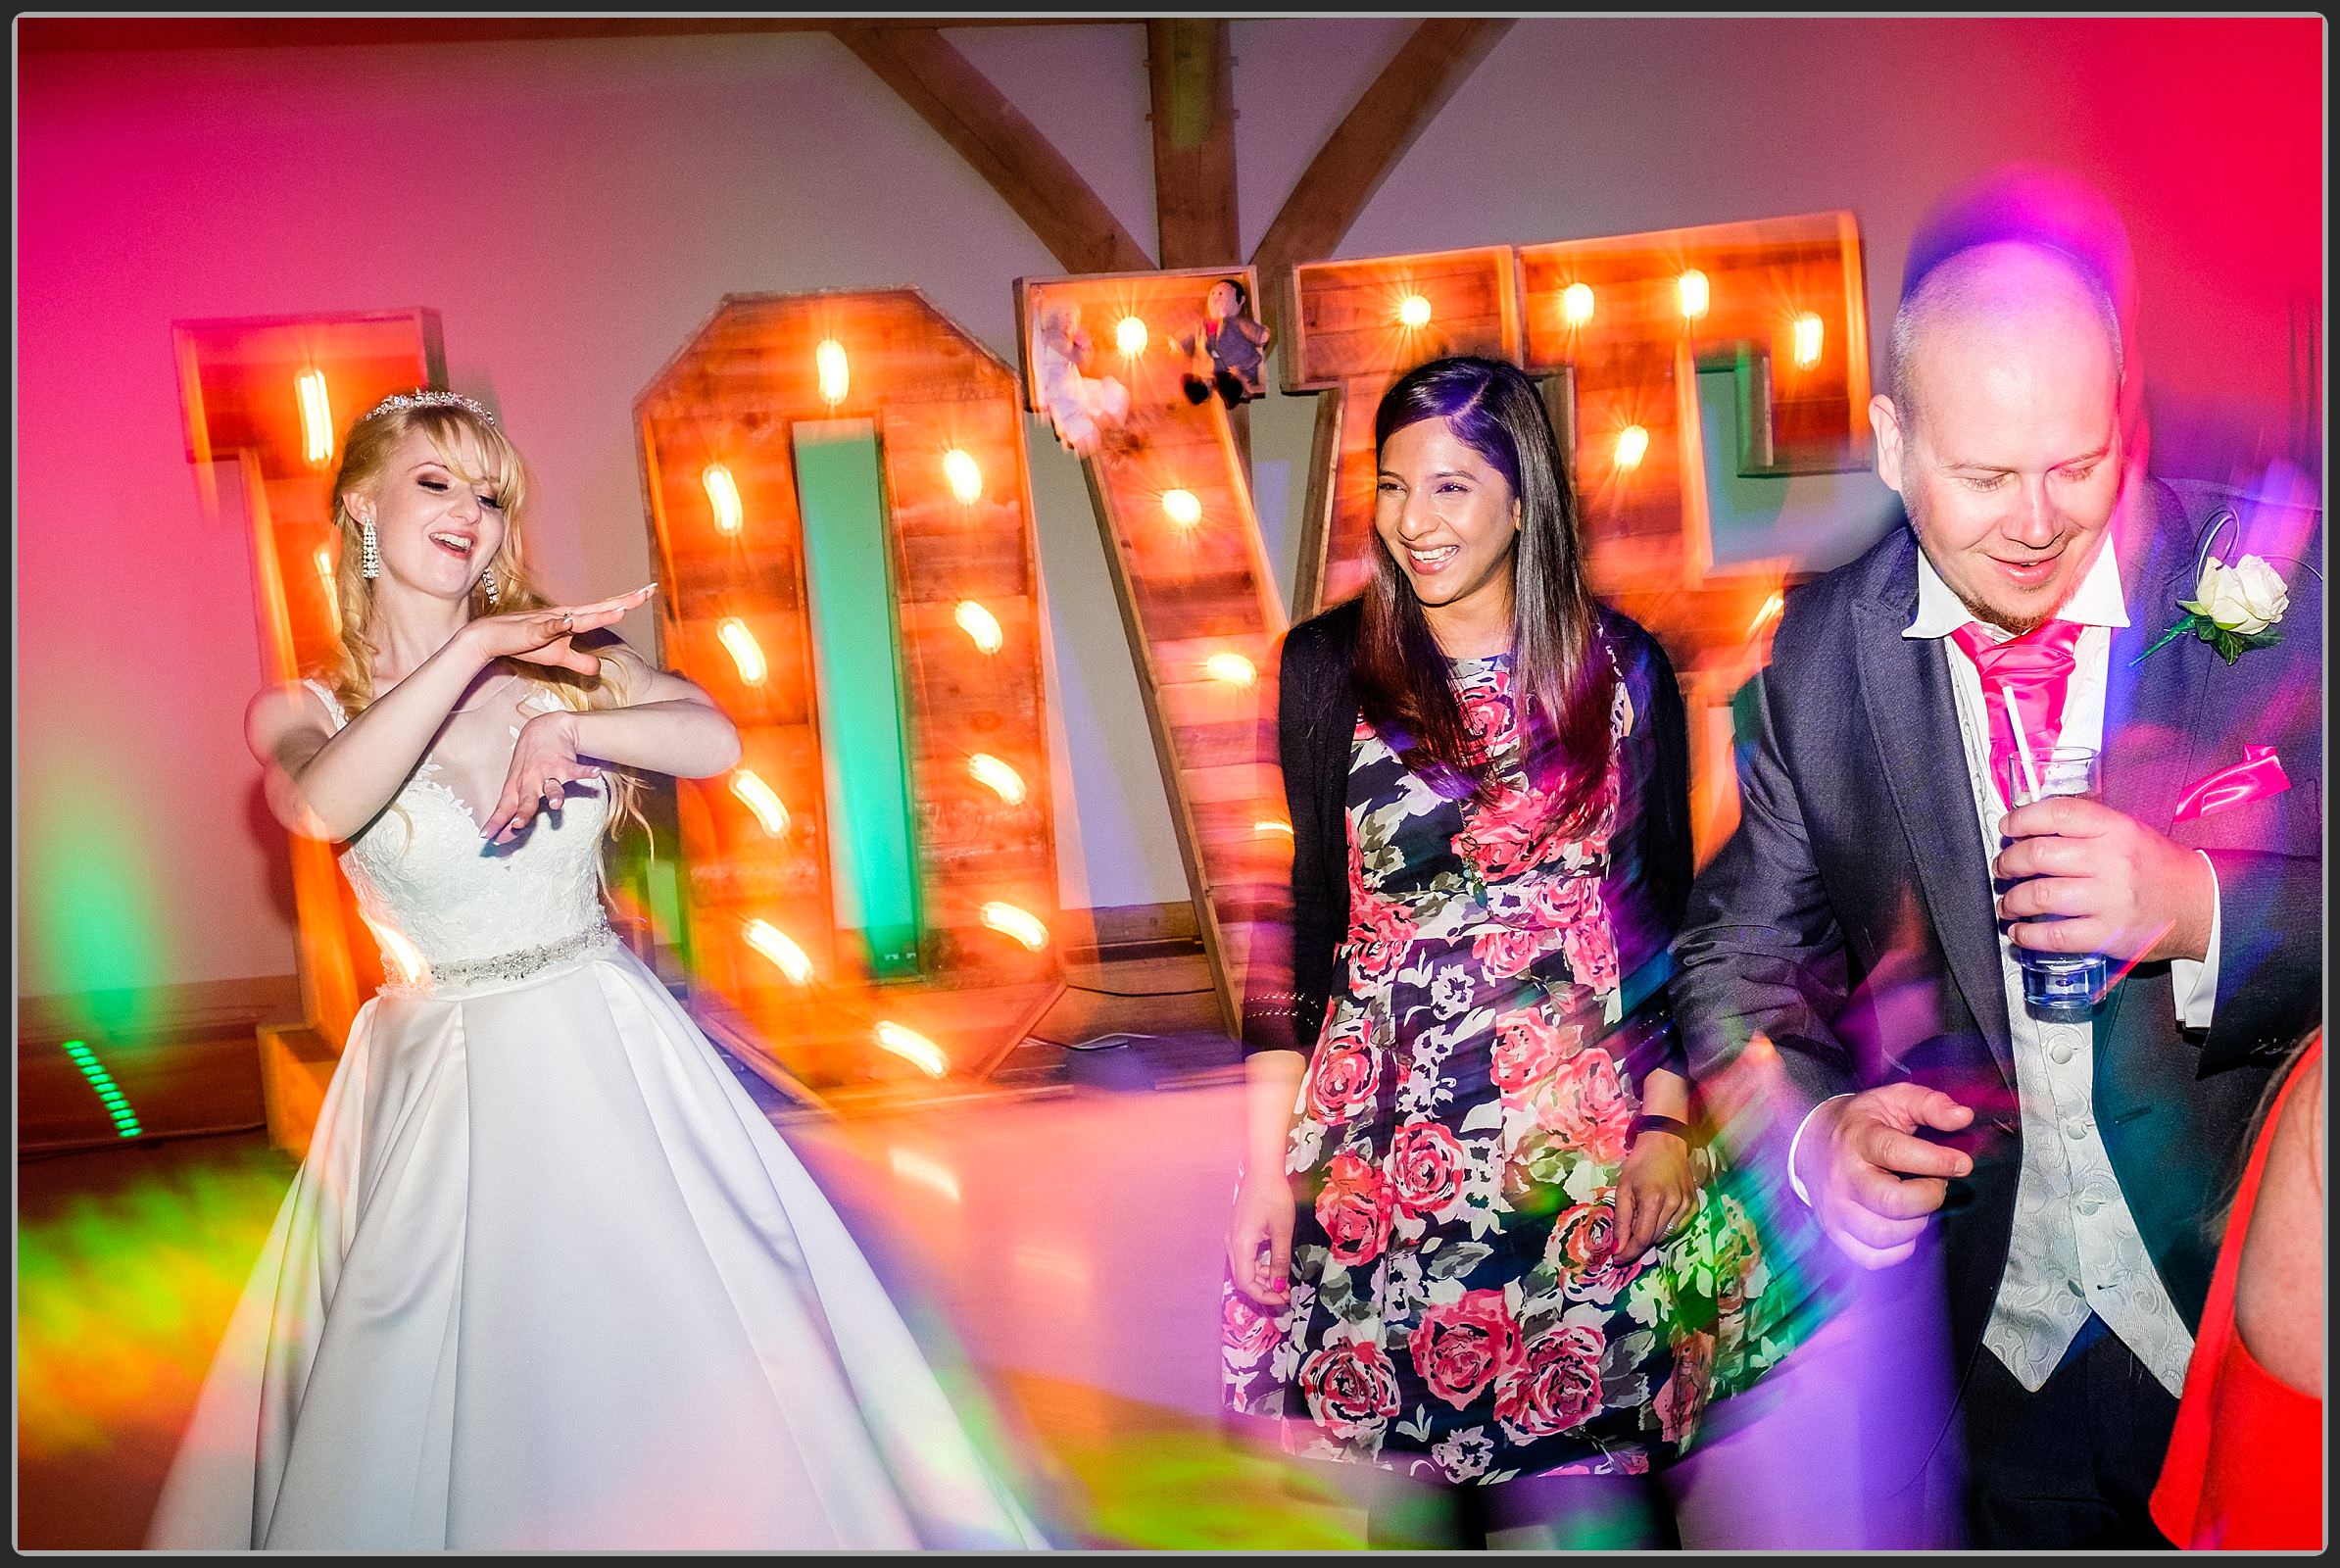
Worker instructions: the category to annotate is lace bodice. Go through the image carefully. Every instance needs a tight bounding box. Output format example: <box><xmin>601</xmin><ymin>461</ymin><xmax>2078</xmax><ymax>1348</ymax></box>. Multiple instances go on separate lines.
<box><xmin>304</xmin><ymin>677</ymin><xmax>610</xmax><ymax>982</ymax></box>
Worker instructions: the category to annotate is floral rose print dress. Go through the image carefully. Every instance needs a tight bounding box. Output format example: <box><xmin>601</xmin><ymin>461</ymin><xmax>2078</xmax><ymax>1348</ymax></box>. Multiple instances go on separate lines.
<box><xmin>1223</xmin><ymin>651</ymin><xmax>1786</xmax><ymax>1483</ymax></box>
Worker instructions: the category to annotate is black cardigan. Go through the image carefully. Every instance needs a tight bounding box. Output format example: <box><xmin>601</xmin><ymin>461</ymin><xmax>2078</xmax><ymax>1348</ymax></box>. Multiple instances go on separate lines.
<box><xmin>1239</xmin><ymin>598</ymin><xmax>1694</xmax><ymax>1094</ymax></box>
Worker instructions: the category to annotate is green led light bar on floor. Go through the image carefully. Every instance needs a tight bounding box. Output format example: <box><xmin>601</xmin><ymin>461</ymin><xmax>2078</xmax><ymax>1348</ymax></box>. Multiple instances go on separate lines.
<box><xmin>793</xmin><ymin>419</ymin><xmax>923</xmax><ymax>979</ymax></box>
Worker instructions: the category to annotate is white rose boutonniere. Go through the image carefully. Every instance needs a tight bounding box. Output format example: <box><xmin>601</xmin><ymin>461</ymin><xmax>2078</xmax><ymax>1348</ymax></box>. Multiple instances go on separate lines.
<box><xmin>2134</xmin><ymin>553</ymin><xmax>2289</xmax><ymax>666</ymax></box>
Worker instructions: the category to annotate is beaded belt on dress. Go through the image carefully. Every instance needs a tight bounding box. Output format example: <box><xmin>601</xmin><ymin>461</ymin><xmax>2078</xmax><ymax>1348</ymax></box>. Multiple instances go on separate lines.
<box><xmin>378</xmin><ymin>922</ymin><xmax>620</xmax><ymax>997</ymax></box>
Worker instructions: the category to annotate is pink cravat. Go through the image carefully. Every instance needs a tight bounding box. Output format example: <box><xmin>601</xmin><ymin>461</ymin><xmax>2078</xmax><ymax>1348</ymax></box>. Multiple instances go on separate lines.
<box><xmin>1950</xmin><ymin>619</ymin><xmax>2086</xmax><ymax>809</ymax></box>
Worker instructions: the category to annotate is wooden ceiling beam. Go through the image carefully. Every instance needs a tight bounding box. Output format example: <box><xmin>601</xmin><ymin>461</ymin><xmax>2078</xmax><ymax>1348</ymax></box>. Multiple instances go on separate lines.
<box><xmin>17</xmin><ymin>18</ymin><xmax>1100</xmax><ymax>53</ymax></box>
<box><xmin>835</xmin><ymin>25</ymin><xmax>1153</xmax><ymax>277</ymax></box>
<box><xmin>1249</xmin><ymin>19</ymin><xmax>1515</xmax><ymax>336</ymax></box>
<box><xmin>1146</xmin><ymin>20</ymin><xmax>1240</xmax><ymax>270</ymax></box>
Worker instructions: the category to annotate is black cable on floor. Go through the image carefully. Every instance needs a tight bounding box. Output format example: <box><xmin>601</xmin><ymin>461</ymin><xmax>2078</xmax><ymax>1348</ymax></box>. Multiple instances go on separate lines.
<box><xmin>18</xmin><ymin>1121</ymin><xmax>273</xmax><ymax>1163</ymax></box>
<box><xmin>1063</xmin><ymin>981</ymin><xmax>1215</xmax><ymax>999</ymax></box>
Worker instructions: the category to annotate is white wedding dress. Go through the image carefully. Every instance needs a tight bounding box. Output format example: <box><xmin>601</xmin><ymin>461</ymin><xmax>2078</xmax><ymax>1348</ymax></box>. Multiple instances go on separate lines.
<box><xmin>149</xmin><ymin>676</ymin><xmax>1044</xmax><ymax>1550</ymax></box>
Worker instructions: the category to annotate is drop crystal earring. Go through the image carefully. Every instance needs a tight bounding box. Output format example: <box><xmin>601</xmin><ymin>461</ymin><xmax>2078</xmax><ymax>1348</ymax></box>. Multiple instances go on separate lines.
<box><xmin>361</xmin><ymin>519</ymin><xmax>381</xmax><ymax>578</ymax></box>
<box><xmin>480</xmin><ymin>566</ymin><xmax>499</xmax><ymax>605</ymax></box>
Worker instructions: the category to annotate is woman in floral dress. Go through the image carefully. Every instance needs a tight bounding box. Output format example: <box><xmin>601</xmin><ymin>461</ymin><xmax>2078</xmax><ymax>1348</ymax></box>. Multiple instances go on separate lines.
<box><xmin>1223</xmin><ymin>357</ymin><xmax>1788</xmax><ymax>1547</ymax></box>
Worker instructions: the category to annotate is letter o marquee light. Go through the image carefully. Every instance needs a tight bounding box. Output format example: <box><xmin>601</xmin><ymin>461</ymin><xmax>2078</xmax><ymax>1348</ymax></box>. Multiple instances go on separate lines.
<box><xmin>637</xmin><ymin>289</ymin><xmax>1062</xmax><ymax>1100</ymax></box>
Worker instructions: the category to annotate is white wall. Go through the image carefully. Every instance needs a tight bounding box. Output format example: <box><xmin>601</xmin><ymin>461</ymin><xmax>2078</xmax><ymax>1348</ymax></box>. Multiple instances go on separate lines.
<box><xmin>16</xmin><ymin>18</ymin><xmax>2319</xmax><ymax>997</ymax></box>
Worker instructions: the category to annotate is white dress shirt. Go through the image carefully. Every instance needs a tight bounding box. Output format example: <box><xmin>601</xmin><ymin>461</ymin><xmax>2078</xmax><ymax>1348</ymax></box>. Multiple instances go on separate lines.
<box><xmin>1787</xmin><ymin>532</ymin><xmax>2221</xmax><ymax>1396</ymax></box>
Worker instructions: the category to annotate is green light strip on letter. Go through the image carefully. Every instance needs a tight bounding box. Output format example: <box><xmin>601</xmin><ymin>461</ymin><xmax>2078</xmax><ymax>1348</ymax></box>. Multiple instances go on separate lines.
<box><xmin>793</xmin><ymin>419</ymin><xmax>922</xmax><ymax>978</ymax></box>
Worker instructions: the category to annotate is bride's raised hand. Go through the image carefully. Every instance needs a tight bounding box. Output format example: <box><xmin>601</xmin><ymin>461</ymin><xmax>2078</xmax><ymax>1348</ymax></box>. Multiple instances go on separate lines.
<box><xmin>479</xmin><ymin>707</ymin><xmax>600</xmax><ymax>844</ymax></box>
<box><xmin>460</xmin><ymin>584</ymin><xmax>657</xmax><ymax>676</ymax></box>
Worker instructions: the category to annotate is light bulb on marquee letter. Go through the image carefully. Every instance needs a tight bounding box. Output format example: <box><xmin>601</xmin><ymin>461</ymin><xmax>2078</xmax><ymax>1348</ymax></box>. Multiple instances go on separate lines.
<box><xmin>942</xmin><ymin>448</ymin><xmax>984</xmax><ymax>504</ymax></box>
<box><xmin>1398</xmin><ymin>293</ymin><xmax>1433</xmax><ymax>328</ymax></box>
<box><xmin>296</xmin><ymin>368</ymin><xmax>334</xmax><ymax>466</ymax></box>
<box><xmin>1678</xmin><ymin>270</ymin><xmax>1710</xmax><ymax>320</ymax></box>
<box><xmin>1115</xmin><ymin>316</ymin><xmax>1148</xmax><ymax>355</ymax></box>
<box><xmin>1205</xmin><ymin>652</ymin><xmax>1256</xmax><ymax>687</ymax></box>
<box><xmin>716</xmin><ymin>617</ymin><xmax>768</xmax><ymax>684</ymax></box>
<box><xmin>1792</xmin><ymin>313</ymin><xmax>1825</xmax><ymax>368</ymax></box>
<box><xmin>954</xmin><ymin>600</ymin><xmax>1002</xmax><ymax>654</ymax></box>
<box><xmin>1561</xmin><ymin>283</ymin><xmax>1595</xmax><ymax>326</ymax></box>
<box><xmin>1615</xmin><ymin>424</ymin><xmax>1650</xmax><ymax>471</ymax></box>
<box><xmin>980</xmin><ymin>902</ymin><xmax>1049</xmax><ymax>952</ymax></box>
<box><xmin>703</xmin><ymin>464</ymin><xmax>744</xmax><ymax>535</ymax></box>
<box><xmin>875</xmin><ymin>1021</ymin><xmax>949</xmax><ymax>1077</ymax></box>
<box><xmin>968</xmin><ymin>754</ymin><xmax>1027</xmax><ymax>805</ymax></box>
<box><xmin>815</xmin><ymin>339</ymin><xmax>850</xmax><ymax>406</ymax></box>
<box><xmin>729</xmin><ymin>769</ymin><xmax>790</xmax><ymax>836</ymax></box>
<box><xmin>743</xmin><ymin>919</ymin><xmax>812</xmax><ymax>984</ymax></box>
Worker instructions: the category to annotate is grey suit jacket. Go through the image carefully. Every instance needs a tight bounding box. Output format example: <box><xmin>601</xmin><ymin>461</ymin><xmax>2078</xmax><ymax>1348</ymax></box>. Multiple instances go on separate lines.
<box><xmin>1673</xmin><ymin>475</ymin><xmax>2322</xmax><ymax>1364</ymax></box>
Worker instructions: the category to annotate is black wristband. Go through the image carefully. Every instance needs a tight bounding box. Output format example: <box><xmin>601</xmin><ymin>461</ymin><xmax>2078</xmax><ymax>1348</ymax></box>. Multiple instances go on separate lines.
<box><xmin>1629</xmin><ymin>1112</ymin><xmax>1690</xmax><ymax>1145</ymax></box>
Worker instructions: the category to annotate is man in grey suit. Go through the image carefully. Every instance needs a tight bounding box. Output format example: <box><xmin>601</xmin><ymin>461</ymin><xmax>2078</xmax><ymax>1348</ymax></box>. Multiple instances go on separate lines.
<box><xmin>1672</xmin><ymin>222</ymin><xmax>2321</xmax><ymax>1547</ymax></box>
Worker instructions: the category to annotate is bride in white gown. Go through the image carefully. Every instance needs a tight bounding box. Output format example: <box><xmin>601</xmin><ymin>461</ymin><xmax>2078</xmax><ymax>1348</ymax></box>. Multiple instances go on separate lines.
<box><xmin>148</xmin><ymin>389</ymin><xmax>1045</xmax><ymax>1551</ymax></box>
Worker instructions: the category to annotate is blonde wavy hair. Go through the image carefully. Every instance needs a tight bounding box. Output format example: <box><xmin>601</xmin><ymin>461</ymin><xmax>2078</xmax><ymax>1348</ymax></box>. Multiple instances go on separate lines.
<box><xmin>318</xmin><ymin>395</ymin><xmax>646</xmax><ymax>842</ymax></box>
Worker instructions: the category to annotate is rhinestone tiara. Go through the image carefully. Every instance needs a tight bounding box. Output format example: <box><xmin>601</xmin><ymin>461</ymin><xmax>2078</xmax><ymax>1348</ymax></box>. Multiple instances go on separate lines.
<box><xmin>366</xmin><ymin>388</ymin><xmax>497</xmax><ymax>425</ymax></box>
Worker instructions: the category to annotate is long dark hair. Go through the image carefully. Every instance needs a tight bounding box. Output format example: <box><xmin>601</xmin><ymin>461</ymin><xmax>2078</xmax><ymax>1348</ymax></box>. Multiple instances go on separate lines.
<box><xmin>1354</xmin><ymin>355</ymin><xmax>1615</xmax><ymax>831</ymax></box>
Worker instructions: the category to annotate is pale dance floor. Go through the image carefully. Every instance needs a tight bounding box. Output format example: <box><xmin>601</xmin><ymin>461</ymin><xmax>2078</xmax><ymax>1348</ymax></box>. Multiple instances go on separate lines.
<box><xmin>19</xmin><ymin>1069</ymin><xmax>1964</xmax><ymax>1549</ymax></box>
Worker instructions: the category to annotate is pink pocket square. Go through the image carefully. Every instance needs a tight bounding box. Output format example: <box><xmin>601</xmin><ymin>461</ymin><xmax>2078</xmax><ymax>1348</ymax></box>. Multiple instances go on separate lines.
<box><xmin>2173</xmin><ymin>745</ymin><xmax>2291</xmax><ymax>823</ymax></box>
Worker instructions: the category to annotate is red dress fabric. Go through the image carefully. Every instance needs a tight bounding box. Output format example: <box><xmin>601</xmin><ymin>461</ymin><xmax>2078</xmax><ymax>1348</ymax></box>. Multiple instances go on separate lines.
<box><xmin>2150</xmin><ymin>1038</ymin><xmax>2324</xmax><ymax>1550</ymax></box>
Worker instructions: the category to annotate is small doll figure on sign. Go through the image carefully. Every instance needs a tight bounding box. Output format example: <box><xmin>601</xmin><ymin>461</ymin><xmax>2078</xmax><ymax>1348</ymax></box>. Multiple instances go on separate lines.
<box><xmin>1178</xmin><ymin>277</ymin><xmax>1271</xmax><ymax>409</ymax></box>
<box><xmin>1034</xmin><ymin>300</ymin><xmax>1132</xmax><ymax>459</ymax></box>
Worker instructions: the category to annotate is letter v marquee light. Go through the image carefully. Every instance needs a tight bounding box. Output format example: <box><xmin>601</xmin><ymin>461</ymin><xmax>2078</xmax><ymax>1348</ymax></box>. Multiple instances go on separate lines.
<box><xmin>1015</xmin><ymin>267</ymin><xmax>1290</xmax><ymax>1035</ymax></box>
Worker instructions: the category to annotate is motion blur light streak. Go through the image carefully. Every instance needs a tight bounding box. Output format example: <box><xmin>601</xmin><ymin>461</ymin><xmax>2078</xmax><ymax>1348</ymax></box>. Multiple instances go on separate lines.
<box><xmin>968</xmin><ymin>753</ymin><xmax>1027</xmax><ymax>805</ymax></box>
<box><xmin>716</xmin><ymin>617</ymin><xmax>767</xmax><ymax>684</ymax></box>
<box><xmin>814</xmin><ymin>338</ymin><xmax>851</xmax><ymax>405</ymax></box>
<box><xmin>1615</xmin><ymin>424</ymin><xmax>1651</xmax><ymax>470</ymax></box>
<box><xmin>1793</xmin><ymin>312</ymin><xmax>1825</xmax><ymax>368</ymax></box>
<box><xmin>1750</xmin><ymin>589</ymin><xmax>1786</xmax><ymax>635</ymax></box>
<box><xmin>742</xmin><ymin>919</ymin><xmax>813</xmax><ymax>984</ymax></box>
<box><xmin>702</xmin><ymin>464</ymin><xmax>744</xmax><ymax>535</ymax></box>
<box><xmin>954</xmin><ymin>600</ymin><xmax>1003</xmax><ymax>654</ymax></box>
<box><xmin>875</xmin><ymin>1020</ymin><xmax>949</xmax><ymax>1077</ymax></box>
<box><xmin>942</xmin><ymin>448</ymin><xmax>984</xmax><ymax>504</ymax></box>
<box><xmin>1114</xmin><ymin>315</ymin><xmax>1148</xmax><ymax>355</ymax></box>
<box><xmin>295</xmin><ymin>368</ymin><xmax>333</xmax><ymax>465</ymax></box>
<box><xmin>315</xmin><ymin>545</ymin><xmax>340</xmax><ymax>635</ymax></box>
<box><xmin>1397</xmin><ymin>292</ymin><xmax>1433</xmax><ymax>328</ymax></box>
<box><xmin>62</xmin><ymin>1041</ymin><xmax>141</xmax><ymax>1138</ymax></box>
<box><xmin>1253</xmin><ymin>819</ymin><xmax>1293</xmax><ymax>837</ymax></box>
<box><xmin>1562</xmin><ymin>282</ymin><xmax>1596</xmax><ymax>325</ymax></box>
<box><xmin>979</xmin><ymin>901</ymin><xmax>1049</xmax><ymax>951</ymax></box>
<box><xmin>728</xmin><ymin>769</ymin><xmax>790</xmax><ymax>836</ymax></box>
<box><xmin>1160</xmin><ymin>488</ymin><xmax>1202</xmax><ymax>528</ymax></box>
<box><xmin>364</xmin><ymin>917</ymin><xmax>428</xmax><ymax>987</ymax></box>
<box><xmin>19</xmin><ymin>1141</ymin><xmax>293</xmax><ymax>1467</ymax></box>
<box><xmin>1204</xmin><ymin>652</ymin><xmax>1255</xmax><ymax>687</ymax></box>
<box><xmin>1011</xmin><ymin>1243</ymin><xmax>1092</xmax><ymax>1295</ymax></box>
<box><xmin>887</xmin><ymin>1145</ymin><xmax>962</xmax><ymax>1204</ymax></box>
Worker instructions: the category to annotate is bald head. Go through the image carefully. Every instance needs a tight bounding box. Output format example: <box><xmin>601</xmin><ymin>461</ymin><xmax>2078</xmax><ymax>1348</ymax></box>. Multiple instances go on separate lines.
<box><xmin>1888</xmin><ymin>241</ymin><xmax>2123</xmax><ymax>431</ymax></box>
<box><xmin>1872</xmin><ymin>238</ymin><xmax>2129</xmax><ymax>635</ymax></box>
